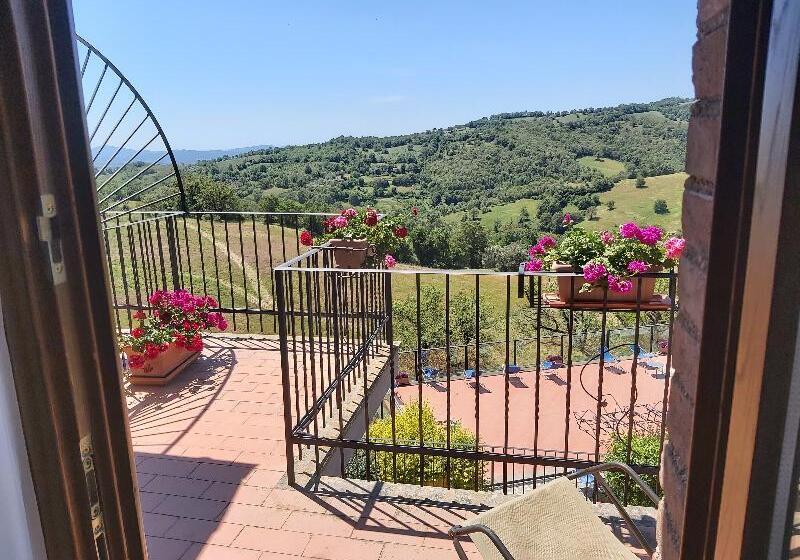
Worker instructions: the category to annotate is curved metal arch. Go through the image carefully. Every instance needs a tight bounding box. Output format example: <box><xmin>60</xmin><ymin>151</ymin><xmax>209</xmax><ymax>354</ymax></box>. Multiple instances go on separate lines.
<box><xmin>76</xmin><ymin>33</ymin><xmax>187</xmax><ymax>222</ymax></box>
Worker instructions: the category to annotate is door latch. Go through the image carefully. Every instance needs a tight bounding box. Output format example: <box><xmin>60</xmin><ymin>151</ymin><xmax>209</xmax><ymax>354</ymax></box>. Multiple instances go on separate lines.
<box><xmin>37</xmin><ymin>194</ymin><xmax>66</xmax><ymax>285</ymax></box>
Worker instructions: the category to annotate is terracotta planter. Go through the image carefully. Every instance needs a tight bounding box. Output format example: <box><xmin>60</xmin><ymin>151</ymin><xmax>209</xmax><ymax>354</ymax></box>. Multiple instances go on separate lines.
<box><xmin>552</xmin><ymin>263</ymin><xmax>657</xmax><ymax>303</ymax></box>
<box><xmin>329</xmin><ymin>238</ymin><xmax>375</xmax><ymax>269</ymax></box>
<box><xmin>124</xmin><ymin>344</ymin><xmax>200</xmax><ymax>386</ymax></box>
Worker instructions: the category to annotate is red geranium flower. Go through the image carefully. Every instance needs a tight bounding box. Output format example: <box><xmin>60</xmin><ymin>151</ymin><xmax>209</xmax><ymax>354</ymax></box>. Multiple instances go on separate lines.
<box><xmin>364</xmin><ymin>209</ymin><xmax>378</xmax><ymax>226</ymax></box>
<box><xmin>132</xmin><ymin>310</ymin><xmax>146</xmax><ymax>320</ymax></box>
<box><xmin>411</xmin><ymin>207</ymin><xmax>419</xmax><ymax>216</ymax></box>
<box><xmin>300</xmin><ymin>230</ymin><xmax>313</xmax><ymax>246</ymax></box>
<box><xmin>131</xmin><ymin>327</ymin><xmax>144</xmax><ymax>339</ymax></box>
<box><xmin>393</xmin><ymin>226</ymin><xmax>408</xmax><ymax>238</ymax></box>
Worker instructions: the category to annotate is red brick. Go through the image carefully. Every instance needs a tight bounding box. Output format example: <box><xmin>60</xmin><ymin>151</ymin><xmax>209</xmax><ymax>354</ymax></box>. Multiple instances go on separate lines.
<box><xmin>693</xmin><ymin>25</ymin><xmax>728</xmax><ymax>98</ymax></box>
<box><xmin>685</xmin><ymin>113</ymin><xmax>721</xmax><ymax>182</ymax></box>
<box><xmin>301</xmin><ymin>535</ymin><xmax>384</xmax><ymax>560</ymax></box>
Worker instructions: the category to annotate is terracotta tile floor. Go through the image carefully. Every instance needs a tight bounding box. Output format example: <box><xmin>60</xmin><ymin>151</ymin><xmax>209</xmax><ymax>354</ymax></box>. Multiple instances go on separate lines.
<box><xmin>127</xmin><ymin>335</ymin><xmax>487</xmax><ymax>560</ymax></box>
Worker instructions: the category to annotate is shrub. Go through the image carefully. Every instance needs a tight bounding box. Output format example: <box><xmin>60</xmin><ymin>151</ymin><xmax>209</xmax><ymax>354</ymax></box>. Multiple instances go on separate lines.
<box><xmin>635</xmin><ymin>174</ymin><xmax>647</xmax><ymax>188</ymax></box>
<box><xmin>602</xmin><ymin>433</ymin><xmax>663</xmax><ymax>506</ymax></box>
<box><xmin>346</xmin><ymin>403</ymin><xmax>485</xmax><ymax>490</ymax></box>
<box><xmin>654</xmin><ymin>199</ymin><xmax>669</xmax><ymax>214</ymax></box>
<box><xmin>606</xmin><ymin>200</ymin><xmax>616</xmax><ymax>211</ymax></box>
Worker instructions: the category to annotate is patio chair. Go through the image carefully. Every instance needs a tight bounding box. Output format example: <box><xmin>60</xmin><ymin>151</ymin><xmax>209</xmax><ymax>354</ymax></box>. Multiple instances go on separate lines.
<box><xmin>601</xmin><ymin>348</ymin><xmax>619</xmax><ymax>364</ymax></box>
<box><xmin>423</xmin><ymin>366</ymin><xmax>438</xmax><ymax>381</ymax></box>
<box><xmin>628</xmin><ymin>344</ymin><xmax>656</xmax><ymax>359</ymax></box>
<box><xmin>505</xmin><ymin>364</ymin><xmax>522</xmax><ymax>375</ymax></box>
<box><xmin>541</xmin><ymin>360</ymin><xmax>557</xmax><ymax>370</ymax></box>
<box><xmin>448</xmin><ymin>462</ymin><xmax>658</xmax><ymax>560</ymax></box>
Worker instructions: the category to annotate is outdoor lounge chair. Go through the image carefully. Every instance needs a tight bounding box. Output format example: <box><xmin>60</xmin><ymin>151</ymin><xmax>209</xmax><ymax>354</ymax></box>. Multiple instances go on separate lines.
<box><xmin>464</xmin><ymin>369</ymin><xmax>476</xmax><ymax>380</ymax></box>
<box><xmin>423</xmin><ymin>366</ymin><xmax>438</xmax><ymax>381</ymax></box>
<box><xmin>505</xmin><ymin>364</ymin><xmax>522</xmax><ymax>374</ymax></box>
<box><xmin>628</xmin><ymin>344</ymin><xmax>656</xmax><ymax>359</ymax></box>
<box><xmin>601</xmin><ymin>348</ymin><xmax>619</xmax><ymax>364</ymax></box>
<box><xmin>448</xmin><ymin>462</ymin><xmax>658</xmax><ymax>560</ymax></box>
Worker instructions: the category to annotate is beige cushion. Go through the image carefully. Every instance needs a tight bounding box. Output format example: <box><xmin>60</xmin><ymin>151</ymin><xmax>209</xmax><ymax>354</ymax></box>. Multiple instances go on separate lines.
<box><xmin>466</xmin><ymin>477</ymin><xmax>638</xmax><ymax>560</ymax></box>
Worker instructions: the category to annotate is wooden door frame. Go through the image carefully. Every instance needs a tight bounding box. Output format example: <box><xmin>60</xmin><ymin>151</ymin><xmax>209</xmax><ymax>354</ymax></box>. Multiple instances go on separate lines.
<box><xmin>0</xmin><ymin>1</ymin><xmax>146</xmax><ymax>558</ymax></box>
<box><xmin>712</xmin><ymin>0</ymin><xmax>800</xmax><ymax>556</ymax></box>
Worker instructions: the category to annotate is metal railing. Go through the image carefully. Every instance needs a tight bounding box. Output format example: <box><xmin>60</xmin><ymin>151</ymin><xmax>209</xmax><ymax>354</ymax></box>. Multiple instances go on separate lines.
<box><xmin>276</xmin><ymin>245</ymin><xmax>677</xmax><ymax>503</ymax></box>
<box><xmin>103</xmin><ymin>210</ymin><xmax>333</xmax><ymax>332</ymax></box>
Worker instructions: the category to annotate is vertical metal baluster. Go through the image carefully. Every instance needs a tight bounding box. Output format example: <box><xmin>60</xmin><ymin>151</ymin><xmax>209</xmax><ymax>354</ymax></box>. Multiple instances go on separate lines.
<box><xmin>128</xmin><ymin>225</ymin><xmax>143</xmax><ymax>311</ymax></box>
<box><xmin>324</xmin><ymin>251</ymin><xmax>334</xmax><ymax>418</ymax></box>
<box><xmin>305</xmin><ymin>268</ymin><xmax>321</xmax><ymax>476</ymax></box>
<box><xmin>445</xmin><ymin>274</ymin><xmax>451</xmax><ymax>489</ymax></box>
<box><xmin>238</xmin><ymin>219</ymin><xmax>250</xmax><ymax>331</ymax></box>
<box><xmin>385</xmin><ymin>271</ymin><xmax>397</xmax><ymax>482</ymax></box>
<box><xmin>266</xmin><ymin>216</ymin><xmax>276</xmax><ymax>331</ymax></box>
<box><xmin>280</xmin><ymin>216</ymin><xmax>288</xmax><ymax>263</ymax></box>
<box><xmin>223</xmin><ymin>219</ymin><xmax>236</xmax><ymax>329</ymax></box>
<box><xmin>594</xmin><ymin>286</ymin><xmax>609</xmax><ymax>501</ymax></box>
<box><xmin>564</xmin><ymin>276</ymin><xmax>575</xmax><ymax>475</ymax></box>
<box><xmin>659</xmin><ymin>272</ymin><xmax>677</xmax><ymax>459</ymax></box>
<box><xmin>313</xmin><ymin>253</ymin><xmax>327</xmax><ymax>429</ymax></box>
<box><xmin>287</xmin><ymin>271</ymin><xmax>301</xmax><ymax>461</ymax></box>
<box><xmin>415</xmin><ymin>273</ymin><xmax>424</xmax><ymax>486</ymax></box>
<box><xmin>624</xmin><ymin>278</ymin><xmax>644</xmax><ymax>505</ymax></box>
<box><xmin>171</xmin><ymin>216</ymin><xmax>185</xmax><ymax>289</ymax></box>
<box><xmin>331</xmin><ymin>272</ymin><xmax>346</xmax><ymax>476</ymax></box>
<box><xmin>474</xmin><ymin>274</ymin><xmax>481</xmax><ymax>491</ymax></box>
<box><xmin>135</xmin><ymin>222</ymin><xmax>151</xmax><ymax>299</ymax></box>
<box><xmin>104</xmin><ymin>225</ymin><xmax>122</xmax><ymax>332</ymax></box>
<box><xmin>195</xmin><ymin>215</ymin><xmax>208</xmax><ymax>296</ymax></box>
<box><xmin>209</xmin><ymin>215</ymin><xmax>223</xmax><ymax>315</ymax></box>
<box><xmin>154</xmin><ymin>218</ymin><xmax>168</xmax><ymax>289</ymax></box>
<box><xmin>144</xmin><ymin>221</ymin><xmax>158</xmax><ymax>294</ymax></box>
<box><xmin>181</xmin><ymin>215</ymin><xmax>194</xmax><ymax>292</ymax></box>
<box><xmin>252</xmin><ymin>216</ymin><xmax>264</xmax><ymax>333</ymax></box>
<box><xmin>360</xmin><ymin>273</ymin><xmax>371</xmax><ymax>480</ymax></box>
<box><xmin>115</xmin><ymin>220</ymin><xmax>133</xmax><ymax>327</ymax></box>
<box><xmin>503</xmin><ymin>276</ymin><xmax>511</xmax><ymax>495</ymax></box>
<box><xmin>533</xmin><ymin>275</ymin><xmax>542</xmax><ymax>488</ymax></box>
<box><xmin>276</xmin><ymin>270</ymin><xmax>295</xmax><ymax>485</ymax></box>
<box><xmin>298</xmin><ymin>264</ymin><xmax>309</xmax><ymax>415</ymax></box>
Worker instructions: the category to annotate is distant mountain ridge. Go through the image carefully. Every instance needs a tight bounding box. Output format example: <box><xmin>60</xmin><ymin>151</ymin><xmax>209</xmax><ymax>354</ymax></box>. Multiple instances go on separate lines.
<box><xmin>92</xmin><ymin>144</ymin><xmax>272</xmax><ymax>166</ymax></box>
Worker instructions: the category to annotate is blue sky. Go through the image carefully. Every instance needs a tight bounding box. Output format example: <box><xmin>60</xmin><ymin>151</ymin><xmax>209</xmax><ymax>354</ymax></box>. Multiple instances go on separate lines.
<box><xmin>72</xmin><ymin>1</ymin><xmax>696</xmax><ymax>150</ymax></box>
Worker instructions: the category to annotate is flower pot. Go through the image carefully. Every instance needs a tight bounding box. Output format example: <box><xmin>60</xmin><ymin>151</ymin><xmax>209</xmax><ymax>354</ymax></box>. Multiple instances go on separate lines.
<box><xmin>329</xmin><ymin>238</ymin><xmax>375</xmax><ymax>269</ymax></box>
<box><xmin>124</xmin><ymin>344</ymin><xmax>200</xmax><ymax>386</ymax></box>
<box><xmin>552</xmin><ymin>263</ymin><xmax>657</xmax><ymax>303</ymax></box>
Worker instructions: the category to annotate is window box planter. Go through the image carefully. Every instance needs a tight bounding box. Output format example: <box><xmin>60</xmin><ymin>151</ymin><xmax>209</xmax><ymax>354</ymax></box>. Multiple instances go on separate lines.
<box><xmin>329</xmin><ymin>238</ymin><xmax>374</xmax><ymax>269</ymax></box>
<box><xmin>123</xmin><ymin>344</ymin><xmax>200</xmax><ymax>386</ymax></box>
<box><xmin>552</xmin><ymin>263</ymin><xmax>657</xmax><ymax>303</ymax></box>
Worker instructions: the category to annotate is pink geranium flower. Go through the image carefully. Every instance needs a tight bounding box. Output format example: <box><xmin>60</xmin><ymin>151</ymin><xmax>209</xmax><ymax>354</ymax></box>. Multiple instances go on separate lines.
<box><xmin>627</xmin><ymin>260</ymin><xmax>650</xmax><ymax>274</ymax></box>
<box><xmin>619</xmin><ymin>222</ymin><xmax>640</xmax><ymax>239</ymax></box>
<box><xmin>608</xmin><ymin>275</ymin><xmax>633</xmax><ymax>294</ymax></box>
<box><xmin>636</xmin><ymin>225</ymin><xmax>664</xmax><ymax>246</ymax></box>
<box><xmin>665</xmin><ymin>236</ymin><xmax>685</xmax><ymax>260</ymax></box>
<box><xmin>538</xmin><ymin>236</ymin><xmax>556</xmax><ymax>250</ymax></box>
<box><xmin>332</xmin><ymin>216</ymin><xmax>348</xmax><ymax>229</ymax></box>
<box><xmin>563</xmin><ymin>213</ymin><xmax>573</xmax><ymax>225</ymax></box>
<box><xmin>342</xmin><ymin>208</ymin><xmax>357</xmax><ymax>218</ymax></box>
<box><xmin>524</xmin><ymin>258</ymin><xmax>543</xmax><ymax>272</ymax></box>
<box><xmin>600</xmin><ymin>231</ymin><xmax>615</xmax><ymax>245</ymax></box>
<box><xmin>384</xmin><ymin>254</ymin><xmax>397</xmax><ymax>268</ymax></box>
<box><xmin>582</xmin><ymin>262</ymin><xmax>607</xmax><ymax>283</ymax></box>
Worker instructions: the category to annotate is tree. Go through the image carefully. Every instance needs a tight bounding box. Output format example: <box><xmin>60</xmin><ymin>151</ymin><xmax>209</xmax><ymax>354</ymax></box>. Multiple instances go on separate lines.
<box><xmin>585</xmin><ymin>206</ymin><xmax>598</xmax><ymax>220</ymax></box>
<box><xmin>183</xmin><ymin>173</ymin><xmax>239</xmax><ymax>213</ymax></box>
<box><xmin>482</xmin><ymin>243</ymin><xmax>529</xmax><ymax>272</ymax></box>
<box><xmin>606</xmin><ymin>200</ymin><xmax>616</xmax><ymax>211</ymax></box>
<box><xmin>654</xmin><ymin>199</ymin><xmax>669</xmax><ymax>214</ymax></box>
<box><xmin>635</xmin><ymin>174</ymin><xmax>647</xmax><ymax>189</ymax></box>
<box><xmin>450</xmin><ymin>221</ymin><xmax>489</xmax><ymax>268</ymax></box>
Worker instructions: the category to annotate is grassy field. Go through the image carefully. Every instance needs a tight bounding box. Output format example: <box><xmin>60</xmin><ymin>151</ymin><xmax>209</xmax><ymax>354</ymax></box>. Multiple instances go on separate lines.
<box><xmin>584</xmin><ymin>172</ymin><xmax>687</xmax><ymax>233</ymax></box>
<box><xmin>577</xmin><ymin>156</ymin><xmax>627</xmax><ymax>177</ymax></box>
<box><xmin>443</xmin><ymin>198</ymin><xmax>540</xmax><ymax>226</ymax></box>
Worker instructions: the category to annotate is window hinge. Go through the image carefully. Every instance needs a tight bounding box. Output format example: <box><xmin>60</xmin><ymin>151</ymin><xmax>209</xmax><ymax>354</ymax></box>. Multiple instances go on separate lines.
<box><xmin>80</xmin><ymin>435</ymin><xmax>109</xmax><ymax>559</ymax></box>
<box><xmin>37</xmin><ymin>194</ymin><xmax>66</xmax><ymax>285</ymax></box>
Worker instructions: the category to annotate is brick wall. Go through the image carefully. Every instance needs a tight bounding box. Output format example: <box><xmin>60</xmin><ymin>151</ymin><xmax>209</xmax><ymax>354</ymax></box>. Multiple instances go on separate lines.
<box><xmin>657</xmin><ymin>1</ymin><xmax>731</xmax><ymax>558</ymax></box>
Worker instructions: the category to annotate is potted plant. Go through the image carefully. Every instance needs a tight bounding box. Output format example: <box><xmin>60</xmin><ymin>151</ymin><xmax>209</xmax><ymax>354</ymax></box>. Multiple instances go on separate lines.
<box><xmin>119</xmin><ymin>290</ymin><xmax>228</xmax><ymax>385</ymax></box>
<box><xmin>523</xmin><ymin>220</ymin><xmax>684</xmax><ymax>303</ymax></box>
<box><xmin>299</xmin><ymin>207</ymin><xmax>409</xmax><ymax>269</ymax></box>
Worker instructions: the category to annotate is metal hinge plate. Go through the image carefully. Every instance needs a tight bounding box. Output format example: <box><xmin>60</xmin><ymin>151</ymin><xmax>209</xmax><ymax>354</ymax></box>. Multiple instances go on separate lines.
<box><xmin>37</xmin><ymin>194</ymin><xmax>66</xmax><ymax>285</ymax></box>
<box><xmin>80</xmin><ymin>435</ymin><xmax>109</xmax><ymax>559</ymax></box>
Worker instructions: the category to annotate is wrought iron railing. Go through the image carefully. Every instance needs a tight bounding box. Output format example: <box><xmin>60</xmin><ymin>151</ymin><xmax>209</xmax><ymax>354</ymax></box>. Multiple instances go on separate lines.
<box><xmin>276</xmin><ymin>245</ymin><xmax>677</xmax><ymax>502</ymax></box>
<box><xmin>103</xmin><ymin>210</ymin><xmax>333</xmax><ymax>332</ymax></box>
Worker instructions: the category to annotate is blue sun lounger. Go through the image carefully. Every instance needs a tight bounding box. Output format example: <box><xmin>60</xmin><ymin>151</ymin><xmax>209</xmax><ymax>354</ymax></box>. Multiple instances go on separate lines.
<box><xmin>423</xmin><ymin>366</ymin><xmax>437</xmax><ymax>381</ymax></box>
<box><xmin>629</xmin><ymin>344</ymin><xmax>656</xmax><ymax>359</ymax></box>
<box><xmin>464</xmin><ymin>369</ymin><xmax>475</xmax><ymax>380</ymax></box>
<box><xmin>601</xmin><ymin>348</ymin><xmax>619</xmax><ymax>364</ymax></box>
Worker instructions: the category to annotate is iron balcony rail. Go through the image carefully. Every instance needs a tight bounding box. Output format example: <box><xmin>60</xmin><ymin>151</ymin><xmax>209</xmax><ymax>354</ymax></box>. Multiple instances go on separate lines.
<box><xmin>102</xmin><ymin>210</ymin><xmax>334</xmax><ymax>333</ymax></box>
<box><xmin>276</xmin><ymin>245</ymin><xmax>677</xmax><ymax>503</ymax></box>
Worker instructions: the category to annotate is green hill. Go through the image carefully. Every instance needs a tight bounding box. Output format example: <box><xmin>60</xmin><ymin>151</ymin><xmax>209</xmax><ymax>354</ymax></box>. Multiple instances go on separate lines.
<box><xmin>189</xmin><ymin>97</ymin><xmax>690</xmax><ymax>217</ymax></box>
